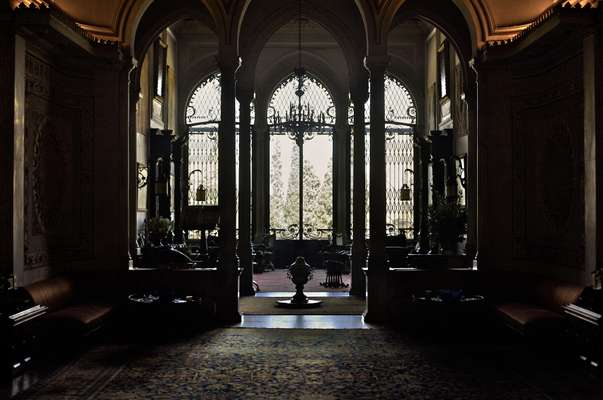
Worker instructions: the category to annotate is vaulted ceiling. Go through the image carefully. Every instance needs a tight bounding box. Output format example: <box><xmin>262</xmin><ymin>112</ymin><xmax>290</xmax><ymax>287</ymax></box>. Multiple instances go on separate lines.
<box><xmin>9</xmin><ymin>0</ymin><xmax>599</xmax><ymax>48</ymax></box>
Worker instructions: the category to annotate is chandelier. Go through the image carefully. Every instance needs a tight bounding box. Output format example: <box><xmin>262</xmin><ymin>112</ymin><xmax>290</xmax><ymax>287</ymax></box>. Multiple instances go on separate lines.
<box><xmin>267</xmin><ymin>0</ymin><xmax>334</xmax><ymax>144</ymax></box>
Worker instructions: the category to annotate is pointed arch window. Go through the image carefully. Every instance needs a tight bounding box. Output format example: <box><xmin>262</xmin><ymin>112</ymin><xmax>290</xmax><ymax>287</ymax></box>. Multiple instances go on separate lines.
<box><xmin>350</xmin><ymin>73</ymin><xmax>417</xmax><ymax>238</ymax></box>
<box><xmin>268</xmin><ymin>72</ymin><xmax>335</xmax><ymax>240</ymax></box>
<box><xmin>185</xmin><ymin>73</ymin><xmax>254</xmax><ymax>234</ymax></box>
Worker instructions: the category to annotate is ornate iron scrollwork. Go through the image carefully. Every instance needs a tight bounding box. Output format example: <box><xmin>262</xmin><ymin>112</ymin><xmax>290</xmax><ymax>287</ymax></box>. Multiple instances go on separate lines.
<box><xmin>137</xmin><ymin>164</ymin><xmax>148</xmax><ymax>189</ymax></box>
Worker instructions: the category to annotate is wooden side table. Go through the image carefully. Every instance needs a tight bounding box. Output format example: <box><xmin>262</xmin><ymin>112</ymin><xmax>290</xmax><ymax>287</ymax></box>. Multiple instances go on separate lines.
<box><xmin>563</xmin><ymin>297</ymin><xmax>602</xmax><ymax>369</ymax></box>
<box><xmin>126</xmin><ymin>293</ymin><xmax>209</xmax><ymax>335</ymax></box>
<box><xmin>1</xmin><ymin>304</ymin><xmax>47</xmax><ymax>379</ymax></box>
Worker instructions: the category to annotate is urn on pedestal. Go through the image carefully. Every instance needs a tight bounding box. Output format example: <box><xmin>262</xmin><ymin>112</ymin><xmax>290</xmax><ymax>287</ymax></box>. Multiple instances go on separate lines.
<box><xmin>276</xmin><ymin>256</ymin><xmax>322</xmax><ymax>308</ymax></box>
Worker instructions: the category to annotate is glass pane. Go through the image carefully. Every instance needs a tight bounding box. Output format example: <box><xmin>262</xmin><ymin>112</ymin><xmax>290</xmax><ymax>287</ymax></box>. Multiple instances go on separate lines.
<box><xmin>270</xmin><ymin>136</ymin><xmax>299</xmax><ymax>239</ymax></box>
<box><xmin>188</xmin><ymin>130</ymin><xmax>219</xmax><ymax>206</ymax></box>
<box><xmin>186</xmin><ymin>74</ymin><xmax>221</xmax><ymax>125</ymax></box>
<box><xmin>385</xmin><ymin>133</ymin><xmax>414</xmax><ymax>238</ymax></box>
<box><xmin>302</xmin><ymin>135</ymin><xmax>332</xmax><ymax>240</ymax></box>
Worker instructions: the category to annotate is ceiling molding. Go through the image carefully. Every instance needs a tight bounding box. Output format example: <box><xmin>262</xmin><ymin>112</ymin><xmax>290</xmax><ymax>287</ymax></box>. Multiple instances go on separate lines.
<box><xmin>464</xmin><ymin>0</ymin><xmax>598</xmax><ymax>48</ymax></box>
<box><xmin>9</xmin><ymin>0</ymin><xmax>600</xmax><ymax>50</ymax></box>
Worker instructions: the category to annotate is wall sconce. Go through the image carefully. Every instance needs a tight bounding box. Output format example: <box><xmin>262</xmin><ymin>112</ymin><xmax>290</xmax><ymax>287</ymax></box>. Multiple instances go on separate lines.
<box><xmin>400</xmin><ymin>184</ymin><xmax>412</xmax><ymax>201</ymax></box>
<box><xmin>400</xmin><ymin>169</ymin><xmax>414</xmax><ymax>201</ymax></box>
<box><xmin>454</xmin><ymin>155</ymin><xmax>467</xmax><ymax>189</ymax></box>
<box><xmin>155</xmin><ymin>158</ymin><xmax>168</xmax><ymax>195</ymax></box>
<box><xmin>188</xmin><ymin>169</ymin><xmax>206</xmax><ymax>203</ymax></box>
<box><xmin>137</xmin><ymin>163</ymin><xmax>148</xmax><ymax>189</ymax></box>
<box><xmin>196</xmin><ymin>184</ymin><xmax>207</xmax><ymax>202</ymax></box>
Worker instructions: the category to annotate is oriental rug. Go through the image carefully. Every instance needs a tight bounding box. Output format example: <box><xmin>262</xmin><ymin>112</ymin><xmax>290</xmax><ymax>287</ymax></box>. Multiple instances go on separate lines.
<box><xmin>17</xmin><ymin>328</ymin><xmax>603</xmax><ymax>400</ymax></box>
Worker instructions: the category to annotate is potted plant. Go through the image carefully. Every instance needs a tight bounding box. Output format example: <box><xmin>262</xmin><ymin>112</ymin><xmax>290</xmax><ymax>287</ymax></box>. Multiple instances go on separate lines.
<box><xmin>428</xmin><ymin>195</ymin><xmax>466</xmax><ymax>255</ymax></box>
<box><xmin>145</xmin><ymin>217</ymin><xmax>173</xmax><ymax>247</ymax></box>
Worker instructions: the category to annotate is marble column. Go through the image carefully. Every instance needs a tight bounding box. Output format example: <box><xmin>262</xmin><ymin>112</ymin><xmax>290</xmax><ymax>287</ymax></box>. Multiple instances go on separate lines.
<box><xmin>217</xmin><ymin>50</ymin><xmax>241</xmax><ymax>323</ymax></box>
<box><xmin>350</xmin><ymin>81</ymin><xmax>368</xmax><ymax>297</ymax></box>
<box><xmin>364</xmin><ymin>56</ymin><xmax>389</xmax><ymax>322</ymax></box>
<box><xmin>237</xmin><ymin>88</ymin><xmax>254</xmax><ymax>296</ymax></box>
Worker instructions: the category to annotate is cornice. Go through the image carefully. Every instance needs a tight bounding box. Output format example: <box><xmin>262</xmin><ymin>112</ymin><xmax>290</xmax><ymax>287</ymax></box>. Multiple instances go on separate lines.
<box><xmin>483</xmin><ymin>0</ymin><xmax>598</xmax><ymax>49</ymax></box>
<box><xmin>12</xmin><ymin>0</ymin><xmax>120</xmax><ymax>45</ymax></box>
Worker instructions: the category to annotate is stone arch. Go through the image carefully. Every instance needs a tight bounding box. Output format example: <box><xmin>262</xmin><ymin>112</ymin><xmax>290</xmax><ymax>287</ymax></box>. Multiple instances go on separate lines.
<box><xmin>237</xmin><ymin>0</ymin><xmax>365</xmax><ymax>97</ymax></box>
<box><xmin>380</xmin><ymin>0</ymin><xmax>480</xmax><ymax>57</ymax></box>
<box><xmin>388</xmin><ymin>0</ymin><xmax>475</xmax><ymax>98</ymax></box>
<box><xmin>352</xmin><ymin>0</ymin><xmax>379</xmax><ymax>52</ymax></box>
<box><xmin>132</xmin><ymin>0</ymin><xmax>216</xmax><ymax>64</ymax></box>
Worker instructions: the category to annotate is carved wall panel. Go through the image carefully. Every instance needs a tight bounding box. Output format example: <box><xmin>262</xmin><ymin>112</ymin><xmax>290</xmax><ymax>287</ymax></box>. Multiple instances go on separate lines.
<box><xmin>452</xmin><ymin>63</ymin><xmax>468</xmax><ymax>136</ymax></box>
<box><xmin>24</xmin><ymin>51</ymin><xmax>94</xmax><ymax>271</ymax></box>
<box><xmin>512</xmin><ymin>54</ymin><xmax>584</xmax><ymax>270</ymax></box>
<box><xmin>0</xmin><ymin>28</ymin><xmax>16</xmax><ymax>270</ymax></box>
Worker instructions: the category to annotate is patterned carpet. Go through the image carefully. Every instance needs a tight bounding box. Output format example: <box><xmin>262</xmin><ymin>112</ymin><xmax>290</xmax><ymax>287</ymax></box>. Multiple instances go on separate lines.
<box><xmin>17</xmin><ymin>328</ymin><xmax>603</xmax><ymax>400</ymax></box>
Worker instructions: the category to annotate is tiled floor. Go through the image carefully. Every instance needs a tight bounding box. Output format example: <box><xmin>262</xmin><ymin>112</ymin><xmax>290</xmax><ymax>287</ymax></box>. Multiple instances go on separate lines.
<box><xmin>254</xmin><ymin>269</ymin><xmax>351</xmax><ymax>292</ymax></box>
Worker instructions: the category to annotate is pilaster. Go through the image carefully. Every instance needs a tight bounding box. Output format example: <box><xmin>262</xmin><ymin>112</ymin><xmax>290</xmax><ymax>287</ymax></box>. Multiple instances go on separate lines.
<box><xmin>464</xmin><ymin>64</ymin><xmax>478</xmax><ymax>263</ymax></box>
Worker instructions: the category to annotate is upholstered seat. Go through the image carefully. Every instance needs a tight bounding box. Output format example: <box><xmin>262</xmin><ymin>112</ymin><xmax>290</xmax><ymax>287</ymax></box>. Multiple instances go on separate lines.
<box><xmin>489</xmin><ymin>277</ymin><xmax>584</xmax><ymax>337</ymax></box>
<box><xmin>496</xmin><ymin>302</ymin><xmax>565</xmax><ymax>335</ymax></box>
<box><xmin>24</xmin><ymin>276</ymin><xmax>115</xmax><ymax>337</ymax></box>
<box><xmin>46</xmin><ymin>304</ymin><xmax>113</xmax><ymax>327</ymax></box>
<box><xmin>25</xmin><ymin>277</ymin><xmax>75</xmax><ymax>310</ymax></box>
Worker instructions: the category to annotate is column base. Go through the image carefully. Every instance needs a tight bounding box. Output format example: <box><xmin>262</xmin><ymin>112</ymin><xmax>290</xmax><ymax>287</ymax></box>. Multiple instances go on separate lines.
<box><xmin>214</xmin><ymin>294</ymin><xmax>241</xmax><ymax>324</ymax></box>
<box><xmin>239</xmin><ymin>284</ymin><xmax>256</xmax><ymax>297</ymax></box>
<box><xmin>363</xmin><ymin>267</ymin><xmax>390</xmax><ymax>324</ymax></box>
<box><xmin>350</xmin><ymin>251</ymin><xmax>367</xmax><ymax>297</ymax></box>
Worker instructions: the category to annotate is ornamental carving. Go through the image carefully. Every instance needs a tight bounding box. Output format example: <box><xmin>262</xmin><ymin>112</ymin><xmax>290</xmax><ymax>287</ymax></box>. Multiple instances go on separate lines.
<box><xmin>24</xmin><ymin>52</ymin><xmax>95</xmax><ymax>271</ymax></box>
<box><xmin>511</xmin><ymin>55</ymin><xmax>584</xmax><ymax>269</ymax></box>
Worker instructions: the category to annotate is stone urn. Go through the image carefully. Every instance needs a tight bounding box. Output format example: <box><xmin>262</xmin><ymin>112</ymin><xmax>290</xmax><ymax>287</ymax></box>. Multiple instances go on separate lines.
<box><xmin>276</xmin><ymin>256</ymin><xmax>322</xmax><ymax>308</ymax></box>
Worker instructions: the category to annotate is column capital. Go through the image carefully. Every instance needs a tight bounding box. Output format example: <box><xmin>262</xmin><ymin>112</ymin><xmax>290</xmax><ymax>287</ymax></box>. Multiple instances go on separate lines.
<box><xmin>216</xmin><ymin>48</ymin><xmax>240</xmax><ymax>78</ymax></box>
<box><xmin>350</xmin><ymin>80</ymin><xmax>369</xmax><ymax>105</ymax></box>
<box><xmin>236</xmin><ymin>86</ymin><xmax>254</xmax><ymax>104</ymax></box>
<box><xmin>364</xmin><ymin>55</ymin><xmax>390</xmax><ymax>75</ymax></box>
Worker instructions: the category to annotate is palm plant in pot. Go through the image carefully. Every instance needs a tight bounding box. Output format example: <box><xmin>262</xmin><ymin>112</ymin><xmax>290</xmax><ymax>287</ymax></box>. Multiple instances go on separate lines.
<box><xmin>428</xmin><ymin>195</ymin><xmax>467</xmax><ymax>255</ymax></box>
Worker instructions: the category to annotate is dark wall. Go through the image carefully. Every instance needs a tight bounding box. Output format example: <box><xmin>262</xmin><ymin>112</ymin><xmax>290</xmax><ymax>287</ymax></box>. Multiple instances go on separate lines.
<box><xmin>510</xmin><ymin>50</ymin><xmax>584</xmax><ymax>275</ymax></box>
<box><xmin>478</xmin><ymin>38</ymin><xmax>588</xmax><ymax>284</ymax></box>
<box><xmin>24</xmin><ymin>48</ymin><xmax>96</xmax><ymax>278</ymax></box>
<box><xmin>21</xmin><ymin>42</ymin><xmax>130</xmax><ymax>284</ymax></box>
